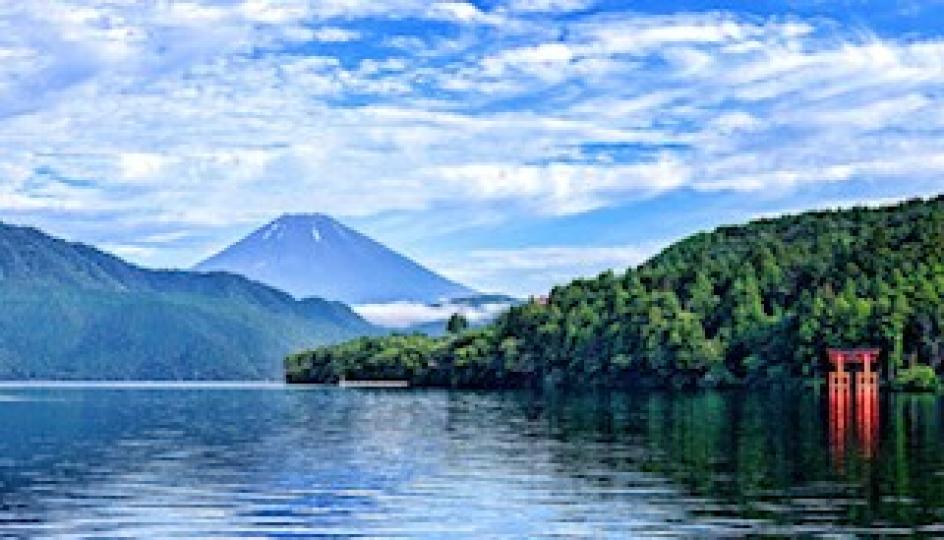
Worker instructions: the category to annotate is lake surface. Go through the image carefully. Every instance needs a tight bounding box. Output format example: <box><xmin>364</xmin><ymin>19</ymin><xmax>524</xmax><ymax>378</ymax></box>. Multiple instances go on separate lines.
<box><xmin>1</xmin><ymin>384</ymin><xmax>943</xmax><ymax>538</ymax></box>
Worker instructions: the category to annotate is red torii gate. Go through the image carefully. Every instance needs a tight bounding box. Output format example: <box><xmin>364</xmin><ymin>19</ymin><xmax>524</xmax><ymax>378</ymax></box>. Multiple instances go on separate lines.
<box><xmin>827</xmin><ymin>348</ymin><xmax>880</xmax><ymax>387</ymax></box>
<box><xmin>827</xmin><ymin>348</ymin><xmax>880</xmax><ymax>464</ymax></box>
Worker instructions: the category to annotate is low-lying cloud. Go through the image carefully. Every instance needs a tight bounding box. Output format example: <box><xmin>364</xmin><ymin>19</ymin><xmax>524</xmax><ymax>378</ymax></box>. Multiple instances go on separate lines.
<box><xmin>354</xmin><ymin>300</ymin><xmax>514</xmax><ymax>329</ymax></box>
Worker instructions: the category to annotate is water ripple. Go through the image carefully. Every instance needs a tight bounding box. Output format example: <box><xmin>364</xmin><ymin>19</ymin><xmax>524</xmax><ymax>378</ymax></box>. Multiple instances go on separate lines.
<box><xmin>0</xmin><ymin>386</ymin><xmax>941</xmax><ymax>537</ymax></box>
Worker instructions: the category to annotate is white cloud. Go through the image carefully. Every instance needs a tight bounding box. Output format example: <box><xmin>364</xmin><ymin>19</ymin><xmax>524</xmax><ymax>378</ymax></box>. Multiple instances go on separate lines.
<box><xmin>310</xmin><ymin>27</ymin><xmax>361</xmax><ymax>43</ymax></box>
<box><xmin>119</xmin><ymin>152</ymin><xmax>166</xmax><ymax>179</ymax></box>
<box><xmin>506</xmin><ymin>0</ymin><xmax>594</xmax><ymax>13</ymax></box>
<box><xmin>431</xmin><ymin>158</ymin><xmax>690</xmax><ymax>215</ymax></box>
<box><xmin>1</xmin><ymin>3</ymin><xmax>943</xmax><ymax>291</ymax></box>
<box><xmin>429</xmin><ymin>2</ymin><xmax>505</xmax><ymax>25</ymax></box>
<box><xmin>239</xmin><ymin>0</ymin><xmax>309</xmax><ymax>24</ymax></box>
<box><xmin>488</xmin><ymin>42</ymin><xmax>574</xmax><ymax>66</ymax></box>
<box><xmin>354</xmin><ymin>301</ymin><xmax>512</xmax><ymax>328</ymax></box>
<box><xmin>575</xmin><ymin>14</ymin><xmax>805</xmax><ymax>55</ymax></box>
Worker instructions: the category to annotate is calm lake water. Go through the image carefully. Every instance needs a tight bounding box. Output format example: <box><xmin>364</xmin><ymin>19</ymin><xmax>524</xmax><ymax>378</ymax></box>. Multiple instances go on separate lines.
<box><xmin>0</xmin><ymin>384</ymin><xmax>943</xmax><ymax>538</ymax></box>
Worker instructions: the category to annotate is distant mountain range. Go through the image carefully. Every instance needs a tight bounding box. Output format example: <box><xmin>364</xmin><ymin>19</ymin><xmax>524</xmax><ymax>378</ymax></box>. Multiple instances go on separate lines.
<box><xmin>194</xmin><ymin>214</ymin><xmax>475</xmax><ymax>304</ymax></box>
<box><xmin>0</xmin><ymin>223</ymin><xmax>375</xmax><ymax>380</ymax></box>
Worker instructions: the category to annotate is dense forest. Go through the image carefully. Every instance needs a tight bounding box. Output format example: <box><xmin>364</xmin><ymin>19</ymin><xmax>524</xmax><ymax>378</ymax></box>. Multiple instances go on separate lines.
<box><xmin>286</xmin><ymin>197</ymin><xmax>944</xmax><ymax>389</ymax></box>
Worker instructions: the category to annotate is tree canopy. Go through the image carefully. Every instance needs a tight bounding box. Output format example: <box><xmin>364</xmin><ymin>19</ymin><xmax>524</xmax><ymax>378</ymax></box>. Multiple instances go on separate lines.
<box><xmin>286</xmin><ymin>196</ymin><xmax>944</xmax><ymax>389</ymax></box>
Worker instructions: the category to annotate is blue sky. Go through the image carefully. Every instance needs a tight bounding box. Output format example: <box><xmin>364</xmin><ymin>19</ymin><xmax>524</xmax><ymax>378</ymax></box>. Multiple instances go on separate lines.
<box><xmin>2</xmin><ymin>1</ymin><xmax>944</xmax><ymax>296</ymax></box>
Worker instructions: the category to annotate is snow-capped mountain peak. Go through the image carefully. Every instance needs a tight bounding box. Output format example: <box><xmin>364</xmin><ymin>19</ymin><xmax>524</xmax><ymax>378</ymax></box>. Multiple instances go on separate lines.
<box><xmin>195</xmin><ymin>213</ymin><xmax>475</xmax><ymax>304</ymax></box>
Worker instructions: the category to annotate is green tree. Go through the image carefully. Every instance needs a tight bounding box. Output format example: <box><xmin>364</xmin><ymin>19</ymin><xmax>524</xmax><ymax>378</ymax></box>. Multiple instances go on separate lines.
<box><xmin>446</xmin><ymin>313</ymin><xmax>469</xmax><ymax>334</ymax></box>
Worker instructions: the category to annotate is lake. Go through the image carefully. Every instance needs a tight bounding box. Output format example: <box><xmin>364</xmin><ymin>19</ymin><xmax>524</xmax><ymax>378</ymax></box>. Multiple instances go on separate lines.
<box><xmin>0</xmin><ymin>383</ymin><xmax>942</xmax><ymax>538</ymax></box>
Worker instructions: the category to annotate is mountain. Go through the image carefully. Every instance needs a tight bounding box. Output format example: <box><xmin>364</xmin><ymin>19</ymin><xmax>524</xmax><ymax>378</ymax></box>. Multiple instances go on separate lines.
<box><xmin>0</xmin><ymin>222</ymin><xmax>376</xmax><ymax>380</ymax></box>
<box><xmin>194</xmin><ymin>214</ymin><xmax>475</xmax><ymax>304</ymax></box>
<box><xmin>287</xmin><ymin>196</ymin><xmax>944</xmax><ymax>389</ymax></box>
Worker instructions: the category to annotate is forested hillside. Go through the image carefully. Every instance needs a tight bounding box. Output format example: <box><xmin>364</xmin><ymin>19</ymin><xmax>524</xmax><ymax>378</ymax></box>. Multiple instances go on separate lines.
<box><xmin>286</xmin><ymin>196</ymin><xmax>944</xmax><ymax>388</ymax></box>
<box><xmin>0</xmin><ymin>223</ymin><xmax>376</xmax><ymax>380</ymax></box>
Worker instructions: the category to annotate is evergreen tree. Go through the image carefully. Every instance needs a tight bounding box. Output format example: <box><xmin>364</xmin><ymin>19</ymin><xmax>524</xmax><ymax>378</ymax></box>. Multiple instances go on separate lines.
<box><xmin>446</xmin><ymin>313</ymin><xmax>469</xmax><ymax>334</ymax></box>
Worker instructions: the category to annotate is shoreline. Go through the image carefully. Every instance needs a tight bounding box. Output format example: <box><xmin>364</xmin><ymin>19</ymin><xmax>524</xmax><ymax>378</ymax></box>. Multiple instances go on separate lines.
<box><xmin>0</xmin><ymin>380</ymin><xmax>305</xmax><ymax>389</ymax></box>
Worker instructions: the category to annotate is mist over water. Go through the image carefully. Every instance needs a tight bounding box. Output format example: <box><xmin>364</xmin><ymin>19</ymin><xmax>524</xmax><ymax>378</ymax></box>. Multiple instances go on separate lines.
<box><xmin>0</xmin><ymin>385</ymin><xmax>942</xmax><ymax>538</ymax></box>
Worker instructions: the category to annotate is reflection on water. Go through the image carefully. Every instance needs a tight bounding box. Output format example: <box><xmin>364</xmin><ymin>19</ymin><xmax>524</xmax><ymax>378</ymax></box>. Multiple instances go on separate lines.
<box><xmin>0</xmin><ymin>384</ymin><xmax>943</xmax><ymax>537</ymax></box>
<box><xmin>828</xmin><ymin>378</ymin><xmax>880</xmax><ymax>465</ymax></box>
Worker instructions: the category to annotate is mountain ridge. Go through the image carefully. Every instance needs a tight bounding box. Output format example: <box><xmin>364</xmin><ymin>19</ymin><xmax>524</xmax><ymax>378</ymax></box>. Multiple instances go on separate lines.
<box><xmin>0</xmin><ymin>221</ymin><xmax>376</xmax><ymax>380</ymax></box>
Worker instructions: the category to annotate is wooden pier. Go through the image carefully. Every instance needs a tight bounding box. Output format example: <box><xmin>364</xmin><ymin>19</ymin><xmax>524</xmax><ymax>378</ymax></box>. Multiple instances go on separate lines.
<box><xmin>338</xmin><ymin>379</ymin><xmax>409</xmax><ymax>388</ymax></box>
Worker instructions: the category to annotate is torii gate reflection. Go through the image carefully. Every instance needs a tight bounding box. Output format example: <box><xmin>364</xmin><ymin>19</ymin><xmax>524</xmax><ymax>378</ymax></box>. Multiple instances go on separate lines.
<box><xmin>827</xmin><ymin>348</ymin><xmax>880</xmax><ymax>465</ymax></box>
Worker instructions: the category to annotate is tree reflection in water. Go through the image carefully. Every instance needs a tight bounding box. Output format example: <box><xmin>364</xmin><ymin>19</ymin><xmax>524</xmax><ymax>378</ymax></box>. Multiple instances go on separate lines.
<box><xmin>828</xmin><ymin>378</ymin><xmax>879</xmax><ymax>467</ymax></box>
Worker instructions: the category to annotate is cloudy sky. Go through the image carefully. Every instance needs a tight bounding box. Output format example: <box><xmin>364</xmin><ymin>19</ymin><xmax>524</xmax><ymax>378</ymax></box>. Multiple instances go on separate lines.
<box><xmin>2</xmin><ymin>0</ymin><xmax>944</xmax><ymax>296</ymax></box>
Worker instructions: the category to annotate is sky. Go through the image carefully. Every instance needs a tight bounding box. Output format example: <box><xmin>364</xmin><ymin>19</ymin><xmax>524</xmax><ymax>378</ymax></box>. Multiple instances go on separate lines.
<box><xmin>2</xmin><ymin>0</ymin><xmax>944</xmax><ymax>296</ymax></box>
